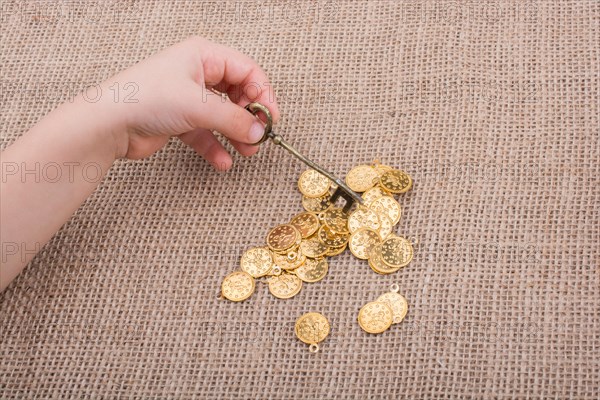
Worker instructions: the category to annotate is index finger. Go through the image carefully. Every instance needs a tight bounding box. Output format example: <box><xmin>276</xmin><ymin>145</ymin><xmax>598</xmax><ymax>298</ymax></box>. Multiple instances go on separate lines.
<box><xmin>199</xmin><ymin>39</ymin><xmax>280</xmax><ymax>123</ymax></box>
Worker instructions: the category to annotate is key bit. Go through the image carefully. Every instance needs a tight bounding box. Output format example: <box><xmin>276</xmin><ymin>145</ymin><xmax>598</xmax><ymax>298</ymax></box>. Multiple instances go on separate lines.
<box><xmin>245</xmin><ymin>102</ymin><xmax>364</xmax><ymax>213</ymax></box>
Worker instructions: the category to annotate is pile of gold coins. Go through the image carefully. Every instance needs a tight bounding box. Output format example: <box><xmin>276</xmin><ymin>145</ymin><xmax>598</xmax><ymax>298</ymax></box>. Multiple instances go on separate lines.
<box><xmin>221</xmin><ymin>161</ymin><xmax>414</xmax><ymax>343</ymax></box>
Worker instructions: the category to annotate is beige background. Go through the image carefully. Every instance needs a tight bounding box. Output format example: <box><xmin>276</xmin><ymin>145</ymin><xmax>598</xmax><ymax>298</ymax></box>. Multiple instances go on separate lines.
<box><xmin>1</xmin><ymin>0</ymin><xmax>598</xmax><ymax>398</ymax></box>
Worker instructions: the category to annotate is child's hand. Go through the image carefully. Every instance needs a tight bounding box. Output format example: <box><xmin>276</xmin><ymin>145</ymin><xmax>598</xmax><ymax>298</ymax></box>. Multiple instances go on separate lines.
<box><xmin>100</xmin><ymin>36</ymin><xmax>279</xmax><ymax>170</ymax></box>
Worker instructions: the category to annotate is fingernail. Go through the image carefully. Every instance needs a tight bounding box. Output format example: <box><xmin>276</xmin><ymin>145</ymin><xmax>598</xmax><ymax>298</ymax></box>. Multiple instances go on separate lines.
<box><xmin>249</xmin><ymin>121</ymin><xmax>264</xmax><ymax>143</ymax></box>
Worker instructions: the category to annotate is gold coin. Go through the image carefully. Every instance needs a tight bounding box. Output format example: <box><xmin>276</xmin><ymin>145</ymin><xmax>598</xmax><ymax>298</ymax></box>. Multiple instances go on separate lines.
<box><xmin>368</xmin><ymin>244</ymin><xmax>401</xmax><ymax>274</ymax></box>
<box><xmin>271</xmin><ymin>250</ymin><xmax>306</xmax><ymax>270</ymax></box>
<box><xmin>326</xmin><ymin>243</ymin><xmax>347</xmax><ymax>256</ymax></box>
<box><xmin>266</xmin><ymin>224</ymin><xmax>301</xmax><ymax>253</ymax></box>
<box><xmin>349</xmin><ymin>228</ymin><xmax>382</xmax><ymax>260</ymax></box>
<box><xmin>377</xmin><ymin>292</ymin><xmax>408</xmax><ymax>324</ymax></box>
<box><xmin>370</xmin><ymin>196</ymin><xmax>402</xmax><ymax>225</ymax></box>
<box><xmin>298</xmin><ymin>169</ymin><xmax>331</xmax><ymax>198</ymax></box>
<box><xmin>380</xmin><ymin>235</ymin><xmax>414</xmax><ymax>268</ymax></box>
<box><xmin>294</xmin><ymin>258</ymin><xmax>328</xmax><ymax>283</ymax></box>
<box><xmin>377</xmin><ymin>213</ymin><xmax>393</xmax><ymax>239</ymax></box>
<box><xmin>317</xmin><ymin>225</ymin><xmax>349</xmax><ymax>248</ymax></box>
<box><xmin>345</xmin><ymin>165</ymin><xmax>379</xmax><ymax>192</ymax></box>
<box><xmin>302</xmin><ymin>194</ymin><xmax>331</xmax><ymax>213</ymax></box>
<box><xmin>362</xmin><ymin>186</ymin><xmax>391</xmax><ymax>206</ymax></box>
<box><xmin>380</xmin><ymin>169</ymin><xmax>412</xmax><ymax>194</ymax></box>
<box><xmin>358</xmin><ymin>301</ymin><xmax>393</xmax><ymax>334</ymax></box>
<box><xmin>290</xmin><ymin>212</ymin><xmax>320</xmax><ymax>239</ymax></box>
<box><xmin>321</xmin><ymin>208</ymin><xmax>349</xmax><ymax>234</ymax></box>
<box><xmin>221</xmin><ymin>271</ymin><xmax>255</xmax><ymax>302</ymax></box>
<box><xmin>348</xmin><ymin>207</ymin><xmax>381</xmax><ymax>233</ymax></box>
<box><xmin>299</xmin><ymin>236</ymin><xmax>329</xmax><ymax>258</ymax></box>
<box><xmin>240</xmin><ymin>247</ymin><xmax>273</xmax><ymax>278</ymax></box>
<box><xmin>295</xmin><ymin>312</ymin><xmax>330</xmax><ymax>345</ymax></box>
<box><xmin>268</xmin><ymin>272</ymin><xmax>303</xmax><ymax>299</ymax></box>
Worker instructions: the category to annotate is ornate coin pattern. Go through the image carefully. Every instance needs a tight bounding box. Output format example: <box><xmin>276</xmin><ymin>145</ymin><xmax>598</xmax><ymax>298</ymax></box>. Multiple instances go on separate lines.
<box><xmin>317</xmin><ymin>225</ymin><xmax>349</xmax><ymax>248</ymax></box>
<box><xmin>321</xmin><ymin>208</ymin><xmax>350</xmax><ymax>234</ymax></box>
<box><xmin>299</xmin><ymin>236</ymin><xmax>329</xmax><ymax>258</ymax></box>
<box><xmin>368</xmin><ymin>244</ymin><xmax>401</xmax><ymax>274</ymax></box>
<box><xmin>377</xmin><ymin>213</ymin><xmax>393</xmax><ymax>239</ymax></box>
<box><xmin>349</xmin><ymin>228</ymin><xmax>382</xmax><ymax>260</ymax></box>
<box><xmin>240</xmin><ymin>247</ymin><xmax>273</xmax><ymax>278</ymax></box>
<box><xmin>267</xmin><ymin>224</ymin><xmax>301</xmax><ymax>253</ymax></box>
<box><xmin>358</xmin><ymin>301</ymin><xmax>394</xmax><ymax>334</ymax></box>
<box><xmin>290</xmin><ymin>212</ymin><xmax>320</xmax><ymax>238</ymax></box>
<box><xmin>377</xmin><ymin>292</ymin><xmax>408</xmax><ymax>324</ymax></box>
<box><xmin>380</xmin><ymin>235</ymin><xmax>414</xmax><ymax>268</ymax></box>
<box><xmin>271</xmin><ymin>250</ymin><xmax>306</xmax><ymax>270</ymax></box>
<box><xmin>380</xmin><ymin>169</ymin><xmax>412</xmax><ymax>194</ymax></box>
<box><xmin>295</xmin><ymin>312</ymin><xmax>330</xmax><ymax>352</ymax></box>
<box><xmin>221</xmin><ymin>271</ymin><xmax>256</xmax><ymax>302</ymax></box>
<box><xmin>345</xmin><ymin>165</ymin><xmax>379</xmax><ymax>192</ymax></box>
<box><xmin>298</xmin><ymin>169</ymin><xmax>331</xmax><ymax>198</ymax></box>
<box><xmin>302</xmin><ymin>194</ymin><xmax>332</xmax><ymax>213</ymax></box>
<box><xmin>370</xmin><ymin>196</ymin><xmax>402</xmax><ymax>225</ymax></box>
<box><xmin>294</xmin><ymin>258</ymin><xmax>328</xmax><ymax>283</ymax></box>
<box><xmin>348</xmin><ymin>207</ymin><xmax>381</xmax><ymax>233</ymax></box>
<box><xmin>362</xmin><ymin>186</ymin><xmax>391</xmax><ymax>206</ymax></box>
<box><xmin>268</xmin><ymin>272</ymin><xmax>303</xmax><ymax>299</ymax></box>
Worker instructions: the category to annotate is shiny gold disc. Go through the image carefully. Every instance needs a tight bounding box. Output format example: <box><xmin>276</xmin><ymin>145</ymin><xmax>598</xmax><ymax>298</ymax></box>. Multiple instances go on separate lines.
<box><xmin>370</xmin><ymin>196</ymin><xmax>402</xmax><ymax>225</ymax></box>
<box><xmin>271</xmin><ymin>250</ymin><xmax>306</xmax><ymax>270</ymax></box>
<box><xmin>379</xmin><ymin>169</ymin><xmax>412</xmax><ymax>194</ymax></box>
<box><xmin>358</xmin><ymin>301</ymin><xmax>393</xmax><ymax>334</ymax></box>
<box><xmin>368</xmin><ymin>244</ymin><xmax>401</xmax><ymax>274</ymax></box>
<box><xmin>240</xmin><ymin>247</ymin><xmax>273</xmax><ymax>278</ymax></box>
<box><xmin>349</xmin><ymin>228</ymin><xmax>382</xmax><ymax>260</ymax></box>
<box><xmin>362</xmin><ymin>186</ymin><xmax>391</xmax><ymax>206</ymax></box>
<box><xmin>321</xmin><ymin>208</ymin><xmax>350</xmax><ymax>234</ymax></box>
<box><xmin>345</xmin><ymin>165</ymin><xmax>379</xmax><ymax>192</ymax></box>
<box><xmin>348</xmin><ymin>207</ymin><xmax>381</xmax><ymax>233</ymax></box>
<box><xmin>294</xmin><ymin>258</ymin><xmax>328</xmax><ymax>283</ymax></box>
<box><xmin>302</xmin><ymin>194</ymin><xmax>331</xmax><ymax>213</ymax></box>
<box><xmin>295</xmin><ymin>312</ymin><xmax>330</xmax><ymax>346</ymax></box>
<box><xmin>221</xmin><ymin>271</ymin><xmax>256</xmax><ymax>302</ymax></box>
<box><xmin>380</xmin><ymin>235</ymin><xmax>414</xmax><ymax>268</ymax></box>
<box><xmin>290</xmin><ymin>212</ymin><xmax>320</xmax><ymax>239</ymax></box>
<box><xmin>266</xmin><ymin>224</ymin><xmax>301</xmax><ymax>253</ymax></box>
<box><xmin>377</xmin><ymin>213</ymin><xmax>393</xmax><ymax>239</ymax></box>
<box><xmin>267</xmin><ymin>272</ymin><xmax>303</xmax><ymax>299</ymax></box>
<box><xmin>317</xmin><ymin>225</ymin><xmax>349</xmax><ymax>248</ymax></box>
<box><xmin>298</xmin><ymin>169</ymin><xmax>331</xmax><ymax>198</ymax></box>
<box><xmin>377</xmin><ymin>292</ymin><xmax>408</xmax><ymax>324</ymax></box>
<box><xmin>299</xmin><ymin>236</ymin><xmax>329</xmax><ymax>258</ymax></box>
<box><xmin>372</xmin><ymin>163</ymin><xmax>393</xmax><ymax>176</ymax></box>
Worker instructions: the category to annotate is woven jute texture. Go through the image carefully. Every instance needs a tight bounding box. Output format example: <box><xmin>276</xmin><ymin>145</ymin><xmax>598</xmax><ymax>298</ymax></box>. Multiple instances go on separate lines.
<box><xmin>1</xmin><ymin>1</ymin><xmax>599</xmax><ymax>398</ymax></box>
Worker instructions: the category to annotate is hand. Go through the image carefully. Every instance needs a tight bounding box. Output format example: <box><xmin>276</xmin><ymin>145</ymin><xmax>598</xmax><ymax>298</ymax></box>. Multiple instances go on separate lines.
<box><xmin>99</xmin><ymin>36</ymin><xmax>280</xmax><ymax>170</ymax></box>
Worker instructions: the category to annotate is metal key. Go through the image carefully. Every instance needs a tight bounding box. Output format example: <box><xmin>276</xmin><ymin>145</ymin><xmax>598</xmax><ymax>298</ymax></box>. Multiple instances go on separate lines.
<box><xmin>245</xmin><ymin>102</ymin><xmax>363</xmax><ymax>212</ymax></box>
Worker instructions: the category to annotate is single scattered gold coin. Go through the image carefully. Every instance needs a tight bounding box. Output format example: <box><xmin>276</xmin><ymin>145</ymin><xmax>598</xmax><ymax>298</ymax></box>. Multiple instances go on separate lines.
<box><xmin>267</xmin><ymin>224</ymin><xmax>301</xmax><ymax>253</ymax></box>
<box><xmin>380</xmin><ymin>169</ymin><xmax>412</xmax><ymax>194</ymax></box>
<box><xmin>299</xmin><ymin>236</ymin><xmax>329</xmax><ymax>258</ymax></box>
<box><xmin>349</xmin><ymin>228</ymin><xmax>381</xmax><ymax>260</ymax></box>
<box><xmin>348</xmin><ymin>207</ymin><xmax>381</xmax><ymax>233</ymax></box>
<box><xmin>326</xmin><ymin>243</ymin><xmax>347</xmax><ymax>257</ymax></box>
<box><xmin>295</xmin><ymin>312</ymin><xmax>330</xmax><ymax>352</ymax></box>
<box><xmin>294</xmin><ymin>258</ymin><xmax>328</xmax><ymax>283</ymax></box>
<box><xmin>290</xmin><ymin>212</ymin><xmax>320</xmax><ymax>238</ymax></box>
<box><xmin>221</xmin><ymin>271</ymin><xmax>256</xmax><ymax>302</ymax></box>
<box><xmin>380</xmin><ymin>235</ymin><xmax>414</xmax><ymax>268</ymax></box>
<box><xmin>362</xmin><ymin>186</ymin><xmax>391</xmax><ymax>206</ymax></box>
<box><xmin>345</xmin><ymin>165</ymin><xmax>379</xmax><ymax>192</ymax></box>
<box><xmin>298</xmin><ymin>169</ymin><xmax>331</xmax><ymax>198</ymax></box>
<box><xmin>321</xmin><ymin>208</ymin><xmax>349</xmax><ymax>234</ymax></box>
<box><xmin>317</xmin><ymin>225</ymin><xmax>349</xmax><ymax>248</ymax></box>
<box><xmin>377</xmin><ymin>213</ymin><xmax>393</xmax><ymax>240</ymax></box>
<box><xmin>271</xmin><ymin>250</ymin><xmax>306</xmax><ymax>270</ymax></box>
<box><xmin>370</xmin><ymin>196</ymin><xmax>402</xmax><ymax>225</ymax></box>
<box><xmin>301</xmin><ymin>194</ymin><xmax>331</xmax><ymax>213</ymax></box>
<box><xmin>368</xmin><ymin>244</ymin><xmax>401</xmax><ymax>274</ymax></box>
<box><xmin>268</xmin><ymin>272</ymin><xmax>303</xmax><ymax>299</ymax></box>
<box><xmin>240</xmin><ymin>247</ymin><xmax>273</xmax><ymax>278</ymax></box>
<box><xmin>358</xmin><ymin>301</ymin><xmax>394</xmax><ymax>334</ymax></box>
<box><xmin>377</xmin><ymin>291</ymin><xmax>408</xmax><ymax>324</ymax></box>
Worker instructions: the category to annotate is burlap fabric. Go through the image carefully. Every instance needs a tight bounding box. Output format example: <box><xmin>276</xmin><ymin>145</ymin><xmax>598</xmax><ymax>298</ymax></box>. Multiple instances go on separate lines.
<box><xmin>1</xmin><ymin>0</ymin><xmax>598</xmax><ymax>398</ymax></box>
